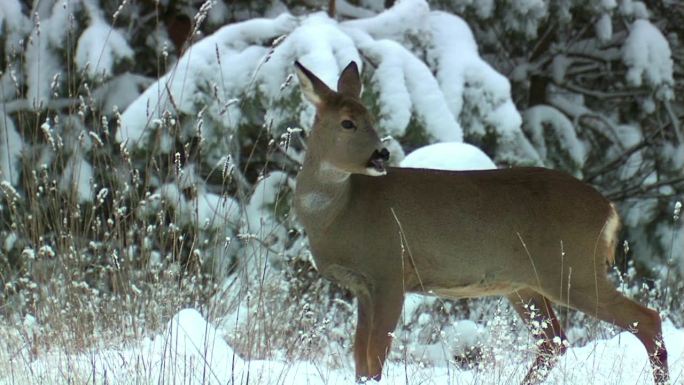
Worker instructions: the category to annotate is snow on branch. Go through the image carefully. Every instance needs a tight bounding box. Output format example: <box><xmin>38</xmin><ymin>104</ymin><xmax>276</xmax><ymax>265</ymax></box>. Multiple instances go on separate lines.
<box><xmin>523</xmin><ymin>105</ymin><xmax>587</xmax><ymax>174</ymax></box>
<box><xmin>59</xmin><ymin>153</ymin><xmax>94</xmax><ymax>203</ymax></box>
<box><xmin>342</xmin><ymin>0</ymin><xmax>430</xmax><ymax>41</ymax></box>
<box><xmin>119</xmin><ymin>1</ymin><xmax>533</xmax><ymax>166</ymax></box>
<box><xmin>23</xmin><ymin>0</ymin><xmax>92</xmax><ymax>107</ymax></box>
<box><xmin>117</xmin><ymin>14</ymin><xmax>297</xmax><ymax>150</ymax></box>
<box><xmin>622</xmin><ymin>19</ymin><xmax>674</xmax><ymax>99</ymax></box>
<box><xmin>259</xmin><ymin>13</ymin><xmax>361</xmax><ymax>103</ymax></box>
<box><xmin>349</xmin><ymin>30</ymin><xmax>462</xmax><ymax>141</ymax></box>
<box><xmin>427</xmin><ymin>12</ymin><xmax>522</xmax><ymax>141</ymax></box>
<box><xmin>0</xmin><ymin>0</ymin><xmax>30</xmax><ymax>43</ymax></box>
<box><xmin>75</xmin><ymin>20</ymin><xmax>134</xmax><ymax>77</ymax></box>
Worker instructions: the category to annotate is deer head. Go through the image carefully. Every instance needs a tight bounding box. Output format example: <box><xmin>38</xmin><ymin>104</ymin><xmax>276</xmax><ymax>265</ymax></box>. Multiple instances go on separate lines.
<box><xmin>294</xmin><ymin>61</ymin><xmax>390</xmax><ymax>177</ymax></box>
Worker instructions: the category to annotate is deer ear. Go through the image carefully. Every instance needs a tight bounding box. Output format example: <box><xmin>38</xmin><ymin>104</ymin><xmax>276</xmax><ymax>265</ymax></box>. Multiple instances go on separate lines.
<box><xmin>337</xmin><ymin>61</ymin><xmax>362</xmax><ymax>99</ymax></box>
<box><xmin>294</xmin><ymin>61</ymin><xmax>333</xmax><ymax>106</ymax></box>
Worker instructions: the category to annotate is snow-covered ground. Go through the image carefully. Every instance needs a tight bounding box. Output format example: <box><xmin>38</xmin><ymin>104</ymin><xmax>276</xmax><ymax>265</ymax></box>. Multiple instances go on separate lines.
<box><xmin>2</xmin><ymin>308</ymin><xmax>682</xmax><ymax>385</ymax></box>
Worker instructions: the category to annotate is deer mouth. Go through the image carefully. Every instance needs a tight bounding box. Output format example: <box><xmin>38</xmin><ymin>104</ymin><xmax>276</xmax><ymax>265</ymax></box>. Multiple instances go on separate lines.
<box><xmin>366</xmin><ymin>148</ymin><xmax>390</xmax><ymax>176</ymax></box>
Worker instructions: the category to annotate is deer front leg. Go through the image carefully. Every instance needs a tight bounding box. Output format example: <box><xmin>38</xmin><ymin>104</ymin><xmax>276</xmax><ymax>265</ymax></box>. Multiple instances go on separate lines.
<box><xmin>366</xmin><ymin>287</ymin><xmax>404</xmax><ymax>381</ymax></box>
<box><xmin>508</xmin><ymin>289</ymin><xmax>568</xmax><ymax>385</ymax></box>
<box><xmin>354</xmin><ymin>295</ymin><xmax>372</xmax><ymax>382</ymax></box>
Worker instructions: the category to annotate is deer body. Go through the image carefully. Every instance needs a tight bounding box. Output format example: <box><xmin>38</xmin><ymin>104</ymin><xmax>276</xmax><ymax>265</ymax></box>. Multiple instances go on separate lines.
<box><xmin>293</xmin><ymin>61</ymin><xmax>669</xmax><ymax>384</ymax></box>
<box><xmin>299</xmin><ymin>167</ymin><xmax>612</xmax><ymax>295</ymax></box>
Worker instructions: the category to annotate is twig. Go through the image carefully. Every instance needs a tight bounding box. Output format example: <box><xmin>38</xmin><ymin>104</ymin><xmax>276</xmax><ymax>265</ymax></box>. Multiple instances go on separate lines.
<box><xmin>607</xmin><ymin>176</ymin><xmax>684</xmax><ymax>201</ymax></box>
<box><xmin>663</xmin><ymin>100</ymin><xmax>683</xmax><ymax>144</ymax></box>
<box><xmin>1</xmin><ymin>98</ymin><xmax>81</xmax><ymax>113</ymax></box>
<box><xmin>574</xmin><ymin>112</ymin><xmax>626</xmax><ymax>151</ymax></box>
<box><xmin>561</xmin><ymin>82</ymin><xmax>650</xmax><ymax>99</ymax></box>
<box><xmin>328</xmin><ymin>0</ymin><xmax>336</xmax><ymax>18</ymax></box>
<box><xmin>584</xmin><ymin>130</ymin><xmax>659</xmax><ymax>183</ymax></box>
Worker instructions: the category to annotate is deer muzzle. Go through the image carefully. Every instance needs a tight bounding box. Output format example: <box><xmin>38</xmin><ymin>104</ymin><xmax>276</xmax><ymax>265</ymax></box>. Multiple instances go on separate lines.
<box><xmin>366</xmin><ymin>148</ymin><xmax>390</xmax><ymax>175</ymax></box>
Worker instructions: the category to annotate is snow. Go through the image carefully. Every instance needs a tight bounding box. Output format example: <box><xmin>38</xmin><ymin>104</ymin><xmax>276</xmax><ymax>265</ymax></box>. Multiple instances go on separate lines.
<box><xmin>98</xmin><ymin>73</ymin><xmax>152</xmax><ymax>113</ymax></box>
<box><xmin>342</xmin><ymin>0</ymin><xmax>430</xmax><ymax>41</ymax></box>
<box><xmin>3</xmin><ymin>308</ymin><xmax>682</xmax><ymax>385</ymax></box>
<box><xmin>0</xmin><ymin>0</ymin><xmax>30</xmax><ymax>45</ymax></box>
<box><xmin>240</xmin><ymin>171</ymin><xmax>292</xmax><ymax>275</ymax></box>
<box><xmin>336</xmin><ymin>0</ymin><xmax>377</xmax><ymax>19</ymax></box>
<box><xmin>25</xmin><ymin>33</ymin><xmax>62</xmax><ymax>108</ymax></box>
<box><xmin>427</xmin><ymin>11</ymin><xmax>499</xmax><ymax>131</ymax></box>
<box><xmin>118</xmin><ymin>13</ymin><xmax>297</xmax><ymax>150</ymax></box>
<box><xmin>75</xmin><ymin>20</ymin><xmax>134</xmax><ymax>77</ymax></box>
<box><xmin>523</xmin><ymin>105</ymin><xmax>587</xmax><ymax>172</ymax></box>
<box><xmin>401</xmin><ymin>142</ymin><xmax>495</xmax><ymax>171</ymax></box>
<box><xmin>58</xmin><ymin>153</ymin><xmax>94</xmax><ymax>203</ymax></box>
<box><xmin>502</xmin><ymin>0</ymin><xmax>549</xmax><ymax>38</ymax></box>
<box><xmin>265</xmin><ymin>13</ymin><xmax>361</xmax><ymax>99</ymax></box>
<box><xmin>118</xmin><ymin>1</ymin><xmax>534</xmax><ymax>168</ymax></box>
<box><xmin>373</xmin><ymin>38</ymin><xmax>461</xmax><ymax>141</ymax></box>
<box><xmin>340</xmin><ymin>26</ymin><xmax>462</xmax><ymax>141</ymax></box>
<box><xmin>612</xmin><ymin>124</ymin><xmax>643</xmax><ymax>180</ymax></box>
<box><xmin>195</xmin><ymin>190</ymin><xmax>241</xmax><ymax>231</ymax></box>
<box><xmin>595</xmin><ymin>13</ymin><xmax>613</xmax><ymax>43</ymax></box>
<box><xmin>622</xmin><ymin>19</ymin><xmax>674</xmax><ymax>94</ymax></box>
<box><xmin>143</xmin><ymin>180</ymin><xmax>240</xmax><ymax>233</ymax></box>
<box><xmin>619</xmin><ymin>0</ymin><xmax>650</xmax><ymax>19</ymax></box>
<box><xmin>44</xmin><ymin>0</ymin><xmax>76</xmax><ymax>49</ymax></box>
<box><xmin>0</xmin><ymin>113</ymin><xmax>24</xmax><ymax>186</ymax></box>
<box><xmin>551</xmin><ymin>54</ymin><xmax>570</xmax><ymax>84</ymax></box>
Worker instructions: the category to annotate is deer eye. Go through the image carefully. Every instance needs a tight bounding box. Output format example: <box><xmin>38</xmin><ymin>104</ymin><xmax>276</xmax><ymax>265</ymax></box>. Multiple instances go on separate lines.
<box><xmin>340</xmin><ymin>120</ymin><xmax>356</xmax><ymax>130</ymax></box>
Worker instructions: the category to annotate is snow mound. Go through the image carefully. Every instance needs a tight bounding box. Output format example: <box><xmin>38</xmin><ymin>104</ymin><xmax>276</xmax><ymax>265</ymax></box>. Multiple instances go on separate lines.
<box><xmin>153</xmin><ymin>308</ymin><xmax>243</xmax><ymax>383</ymax></box>
<box><xmin>401</xmin><ymin>142</ymin><xmax>495</xmax><ymax>171</ymax></box>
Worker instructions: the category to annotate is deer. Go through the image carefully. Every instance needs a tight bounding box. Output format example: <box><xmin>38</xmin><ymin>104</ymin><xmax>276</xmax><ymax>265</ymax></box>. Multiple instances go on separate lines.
<box><xmin>292</xmin><ymin>60</ymin><xmax>669</xmax><ymax>385</ymax></box>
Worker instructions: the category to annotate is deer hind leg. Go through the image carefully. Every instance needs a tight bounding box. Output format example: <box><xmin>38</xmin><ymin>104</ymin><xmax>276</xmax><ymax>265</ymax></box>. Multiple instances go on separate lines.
<box><xmin>561</xmin><ymin>281</ymin><xmax>669</xmax><ymax>385</ymax></box>
<box><xmin>507</xmin><ymin>288</ymin><xmax>568</xmax><ymax>385</ymax></box>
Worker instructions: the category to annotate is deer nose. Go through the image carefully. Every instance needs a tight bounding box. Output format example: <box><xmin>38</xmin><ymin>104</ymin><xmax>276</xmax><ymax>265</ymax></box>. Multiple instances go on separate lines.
<box><xmin>373</xmin><ymin>148</ymin><xmax>390</xmax><ymax>161</ymax></box>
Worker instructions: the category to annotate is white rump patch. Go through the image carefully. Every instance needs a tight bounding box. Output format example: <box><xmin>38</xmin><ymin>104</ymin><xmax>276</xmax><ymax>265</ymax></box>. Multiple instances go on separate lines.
<box><xmin>602</xmin><ymin>203</ymin><xmax>621</xmax><ymax>264</ymax></box>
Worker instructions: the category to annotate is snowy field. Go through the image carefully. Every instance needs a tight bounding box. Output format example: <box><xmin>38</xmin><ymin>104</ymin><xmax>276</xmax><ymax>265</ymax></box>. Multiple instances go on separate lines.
<box><xmin>1</xmin><ymin>308</ymin><xmax>682</xmax><ymax>385</ymax></box>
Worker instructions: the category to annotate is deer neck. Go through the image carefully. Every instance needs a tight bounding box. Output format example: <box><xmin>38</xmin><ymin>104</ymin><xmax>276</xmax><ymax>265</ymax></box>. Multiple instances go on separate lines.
<box><xmin>295</xmin><ymin>149</ymin><xmax>352</xmax><ymax>233</ymax></box>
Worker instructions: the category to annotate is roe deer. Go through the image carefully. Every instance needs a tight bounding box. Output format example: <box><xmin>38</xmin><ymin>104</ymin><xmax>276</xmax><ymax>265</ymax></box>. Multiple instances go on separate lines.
<box><xmin>292</xmin><ymin>61</ymin><xmax>669</xmax><ymax>384</ymax></box>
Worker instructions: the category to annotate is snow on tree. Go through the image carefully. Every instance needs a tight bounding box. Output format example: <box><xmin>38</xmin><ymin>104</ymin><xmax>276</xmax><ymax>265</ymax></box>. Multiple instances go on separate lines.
<box><xmin>523</xmin><ymin>105</ymin><xmax>587</xmax><ymax>176</ymax></box>
<box><xmin>622</xmin><ymin>19</ymin><xmax>674</xmax><ymax>96</ymax></box>
<box><xmin>448</xmin><ymin>0</ymin><xmax>682</xmax><ymax>277</ymax></box>
<box><xmin>113</xmin><ymin>0</ymin><xmax>539</xmax><ymax>289</ymax></box>
<box><xmin>75</xmin><ymin>19</ymin><xmax>134</xmax><ymax>78</ymax></box>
